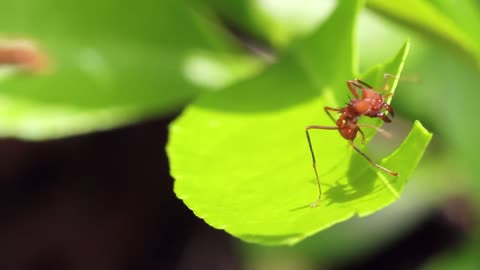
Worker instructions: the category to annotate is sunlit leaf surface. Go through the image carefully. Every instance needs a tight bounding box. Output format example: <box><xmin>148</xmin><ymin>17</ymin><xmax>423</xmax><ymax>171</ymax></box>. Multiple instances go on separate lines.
<box><xmin>168</xmin><ymin>1</ymin><xmax>432</xmax><ymax>245</ymax></box>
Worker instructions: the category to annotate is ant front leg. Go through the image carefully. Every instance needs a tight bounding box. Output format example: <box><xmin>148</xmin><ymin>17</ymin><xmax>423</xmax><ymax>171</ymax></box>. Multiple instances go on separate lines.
<box><xmin>377</xmin><ymin>112</ymin><xmax>392</xmax><ymax>123</ymax></box>
<box><xmin>305</xmin><ymin>125</ymin><xmax>338</xmax><ymax>207</ymax></box>
<box><xmin>376</xmin><ymin>103</ymin><xmax>394</xmax><ymax>123</ymax></box>
<box><xmin>348</xmin><ymin>140</ymin><xmax>399</xmax><ymax>176</ymax></box>
<box><xmin>353</xmin><ymin>79</ymin><xmax>374</xmax><ymax>89</ymax></box>
<box><xmin>347</xmin><ymin>79</ymin><xmax>378</xmax><ymax>98</ymax></box>
<box><xmin>383</xmin><ymin>103</ymin><xmax>395</xmax><ymax>118</ymax></box>
<box><xmin>346</xmin><ymin>80</ymin><xmax>368</xmax><ymax>99</ymax></box>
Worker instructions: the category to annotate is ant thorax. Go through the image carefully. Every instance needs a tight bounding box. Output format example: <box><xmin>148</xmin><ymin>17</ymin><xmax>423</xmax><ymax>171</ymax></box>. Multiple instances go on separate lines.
<box><xmin>336</xmin><ymin>107</ymin><xmax>359</xmax><ymax>140</ymax></box>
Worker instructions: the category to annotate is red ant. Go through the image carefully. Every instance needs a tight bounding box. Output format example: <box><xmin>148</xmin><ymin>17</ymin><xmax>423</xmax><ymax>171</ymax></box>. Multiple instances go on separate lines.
<box><xmin>306</xmin><ymin>74</ymin><xmax>399</xmax><ymax>207</ymax></box>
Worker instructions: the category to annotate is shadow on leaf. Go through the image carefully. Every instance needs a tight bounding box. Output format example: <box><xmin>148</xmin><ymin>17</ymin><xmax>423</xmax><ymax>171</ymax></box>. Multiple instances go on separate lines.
<box><xmin>323</xmin><ymin>153</ymin><xmax>377</xmax><ymax>205</ymax></box>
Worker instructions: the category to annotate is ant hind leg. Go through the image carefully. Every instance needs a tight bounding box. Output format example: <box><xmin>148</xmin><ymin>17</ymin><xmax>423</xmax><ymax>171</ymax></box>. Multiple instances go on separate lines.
<box><xmin>349</xmin><ymin>140</ymin><xmax>398</xmax><ymax>176</ymax></box>
<box><xmin>305</xmin><ymin>125</ymin><xmax>338</xmax><ymax>207</ymax></box>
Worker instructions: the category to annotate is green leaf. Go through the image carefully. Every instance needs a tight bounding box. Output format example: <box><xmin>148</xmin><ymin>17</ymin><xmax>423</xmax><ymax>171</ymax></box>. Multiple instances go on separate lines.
<box><xmin>168</xmin><ymin>0</ymin><xmax>432</xmax><ymax>245</ymax></box>
<box><xmin>201</xmin><ymin>0</ymin><xmax>337</xmax><ymax>48</ymax></box>
<box><xmin>366</xmin><ymin>0</ymin><xmax>480</xmax><ymax>66</ymax></box>
<box><xmin>0</xmin><ymin>0</ymin><xmax>258</xmax><ymax>140</ymax></box>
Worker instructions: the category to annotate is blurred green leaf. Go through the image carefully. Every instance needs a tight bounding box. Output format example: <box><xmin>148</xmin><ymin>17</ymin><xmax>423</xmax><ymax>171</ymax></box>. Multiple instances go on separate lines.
<box><xmin>397</xmin><ymin>42</ymin><xmax>480</xmax><ymax>197</ymax></box>
<box><xmin>201</xmin><ymin>0</ymin><xmax>337</xmax><ymax>48</ymax></box>
<box><xmin>366</xmin><ymin>0</ymin><xmax>480</xmax><ymax>66</ymax></box>
<box><xmin>0</xmin><ymin>0</ymin><xmax>260</xmax><ymax>140</ymax></box>
<box><xmin>168</xmin><ymin>0</ymin><xmax>432</xmax><ymax>245</ymax></box>
<box><xmin>429</xmin><ymin>0</ymin><xmax>480</xmax><ymax>46</ymax></box>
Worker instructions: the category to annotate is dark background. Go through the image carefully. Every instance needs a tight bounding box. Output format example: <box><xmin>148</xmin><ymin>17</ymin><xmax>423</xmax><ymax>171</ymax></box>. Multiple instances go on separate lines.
<box><xmin>0</xmin><ymin>114</ymin><xmax>472</xmax><ymax>270</ymax></box>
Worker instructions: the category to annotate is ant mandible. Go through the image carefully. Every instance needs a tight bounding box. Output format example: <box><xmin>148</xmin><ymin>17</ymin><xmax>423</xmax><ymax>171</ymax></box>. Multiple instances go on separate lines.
<box><xmin>306</xmin><ymin>73</ymin><xmax>399</xmax><ymax>207</ymax></box>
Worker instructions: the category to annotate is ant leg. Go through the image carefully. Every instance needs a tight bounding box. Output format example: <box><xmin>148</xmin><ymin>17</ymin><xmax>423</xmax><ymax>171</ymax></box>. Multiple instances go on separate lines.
<box><xmin>356</xmin><ymin>75</ymin><xmax>395</xmax><ymax>92</ymax></box>
<box><xmin>358</xmin><ymin>128</ymin><xmax>366</xmax><ymax>144</ymax></box>
<box><xmin>305</xmin><ymin>125</ymin><xmax>339</xmax><ymax>207</ymax></box>
<box><xmin>324</xmin><ymin>107</ymin><xmax>341</xmax><ymax>123</ymax></box>
<box><xmin>352</xmin><ymin>74</ymin><xmax>403</xmax><ymax>93</ymax></box>
<box><xmin>349</xmin><ymin>140</ymin><xmax>399</xmax><ymax>176</ymax></box>
<box><xmin>375</xmin><ymin>111</ymin><xmax>392</xmax><ymax>123</ymax></box>
<box><xmin>353</xmin><ymin>79</ymin><xmax>374</xmax><ymax>89</ymax></box>
<box><xmin>352</xmin><ymin>74</ymin><xmax>397</xmax><ymax>93</ymax></box>
<box><xmin>346</xmin><ymin>80</ymin><xmax>367</xmax><ymax>99</ymax></box>
<box><xmin>358</xmin><ymin>124</ymin><xmax>392</xmax><ymax>138</ymax></box>
<box><xmin>383</xmin><ymin>103</ymin><xmax>395</xmax><ymax>118</ymax></box>
<box><xmin>347</xmin><ymin>79</ymin><xmax>378</xmax><ymax>98</ymax></box>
